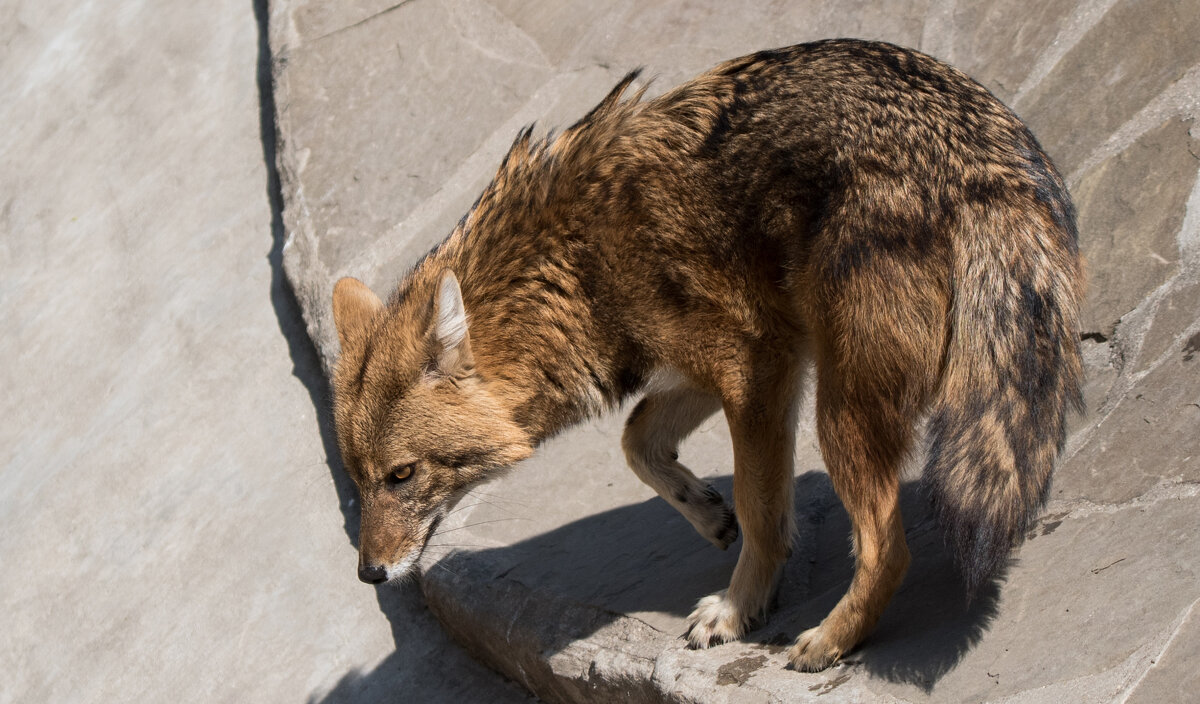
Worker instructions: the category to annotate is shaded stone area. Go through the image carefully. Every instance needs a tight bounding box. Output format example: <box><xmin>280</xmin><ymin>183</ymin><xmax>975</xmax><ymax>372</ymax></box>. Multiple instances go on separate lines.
<box><xmin>268</xmin><ymin>0</ymin><xmax>1200</xmax><ymax>701</ymax></box>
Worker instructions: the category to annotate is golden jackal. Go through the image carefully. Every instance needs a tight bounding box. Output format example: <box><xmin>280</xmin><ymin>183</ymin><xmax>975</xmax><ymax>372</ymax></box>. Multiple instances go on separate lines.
<box><xmin>329</xmin><ymin>39</ymin><xmax>1083</xmax><ymax>671</ymax></box>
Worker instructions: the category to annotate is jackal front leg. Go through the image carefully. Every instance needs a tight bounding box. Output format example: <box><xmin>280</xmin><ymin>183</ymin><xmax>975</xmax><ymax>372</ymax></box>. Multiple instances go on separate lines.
<box><xmin>622</xmin><ymin>384</ymin><xmax>737</xmax><ymax>549</ymax></box>
<box><xmin>686</xmin><ymin>387</ymin><xmax>798</xmax><ymax>647</ymax></box>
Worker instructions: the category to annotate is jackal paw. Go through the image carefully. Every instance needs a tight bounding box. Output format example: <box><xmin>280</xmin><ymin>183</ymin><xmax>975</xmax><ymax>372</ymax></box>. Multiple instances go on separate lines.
<box><xmin>691</xmin><ymin>485</ymin><xmax>738</xmax><ymax>550</ymax></box>
<box><xmin>685</xmin><ymin>591</ymin><xmax>749</xmax><ymax>648</ymax></box>
<box><xmin>787</xmin><ymin>626</ymin><xmax>843</xmax><ymax>672</ymax></box>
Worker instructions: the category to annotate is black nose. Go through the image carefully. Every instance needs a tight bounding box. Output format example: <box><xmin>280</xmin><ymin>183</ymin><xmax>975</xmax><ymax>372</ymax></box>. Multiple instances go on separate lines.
<box><xmin>358</xmin><ymin>563</ymin><xmax>388</xmax><ymax>584</ymax></box>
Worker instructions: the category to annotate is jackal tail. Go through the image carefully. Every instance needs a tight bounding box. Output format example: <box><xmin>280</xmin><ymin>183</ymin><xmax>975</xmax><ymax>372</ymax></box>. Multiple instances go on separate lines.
<box><xmin>924</xmin><ymin>188</ymin><xmax>1084</xmax><ymax>595</ymax></box>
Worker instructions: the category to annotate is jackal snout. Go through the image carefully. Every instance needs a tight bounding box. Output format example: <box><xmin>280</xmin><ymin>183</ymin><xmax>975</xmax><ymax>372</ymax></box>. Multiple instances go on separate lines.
<box><xmin>354</xmin><ymin>489</ymin><xmax>428</xmax><ymax>583</ymax></box>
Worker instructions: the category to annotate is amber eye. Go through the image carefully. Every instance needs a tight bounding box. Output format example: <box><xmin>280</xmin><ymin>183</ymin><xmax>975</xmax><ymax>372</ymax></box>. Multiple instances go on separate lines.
<box><xmin>385</xmin><ymin>463</ymin><xmax>415</xmax><ymax>487</ymax></box>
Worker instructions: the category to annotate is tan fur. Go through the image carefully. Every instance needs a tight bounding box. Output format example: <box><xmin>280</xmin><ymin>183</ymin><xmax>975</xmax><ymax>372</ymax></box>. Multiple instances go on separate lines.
<box><xmin>329</xmin><ymin>40</ymin><xmax>1083</xmax><ymax>671</ymax></box>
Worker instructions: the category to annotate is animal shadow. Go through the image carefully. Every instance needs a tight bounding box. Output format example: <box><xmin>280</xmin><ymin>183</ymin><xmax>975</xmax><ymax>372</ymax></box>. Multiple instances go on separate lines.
<box><xmin>424</xmin><ymin>470</ymin><xmax>1003</xmax><ymax>693</ymax></box>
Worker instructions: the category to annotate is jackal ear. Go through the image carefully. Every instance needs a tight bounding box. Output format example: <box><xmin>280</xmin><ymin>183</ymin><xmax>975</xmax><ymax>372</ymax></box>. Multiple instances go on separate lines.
<box><xmin>431</xmin><ymin>270</ymin><xmax>474</xmax><ymax>375</ymax></box>
<box><xmin>332</xmin><ymin>277</ymin><xmax>383</xmax><ymax>350</ymax></box>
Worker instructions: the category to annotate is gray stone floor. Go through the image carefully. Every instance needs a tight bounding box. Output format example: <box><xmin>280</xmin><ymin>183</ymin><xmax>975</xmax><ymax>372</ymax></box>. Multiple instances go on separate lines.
<box><xmin>0</xmin><ymin>1</ymin><xmax>530</xmax><ymax>702</ymax></box>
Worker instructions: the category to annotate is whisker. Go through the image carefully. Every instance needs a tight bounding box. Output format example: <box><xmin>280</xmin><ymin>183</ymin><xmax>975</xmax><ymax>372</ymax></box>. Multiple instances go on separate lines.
<box><xmin>463</xmin><ymin>490</ymin><xmax>529</xmax><ymax>506</ymax></box>
<box><xmin>423</xmin><ymin>543</ymin><xmax>492</xmax><ymax>550</ymax></box>
<box><xmin>427</xmin><ymin>560</ymin><xmax>461</xmax><ymax>578</ymax></box>
<box><xmin>446</xmin><ymin>499</ymin><xmax>524</xmax><ymax>520</ymax></box>
<box><xmin>445</xmin><ymin>501</ymin><xmax>495</xmax><ymax>517</ymax></box>
<box><xmin>433</xmin><ymin>517</ymin><xmax>529</xmax><ymax>536</ymax></box>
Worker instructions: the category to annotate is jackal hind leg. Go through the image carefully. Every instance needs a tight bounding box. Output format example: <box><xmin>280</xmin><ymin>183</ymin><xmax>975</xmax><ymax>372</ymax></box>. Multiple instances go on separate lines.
<box><xmin>789</xmin><ymin>368</ymin><xmax>915</xmax><ymax>671</ymax></box>
<box><xmin>622</xmin><ymin>385</ymin><xmax>737</xmax><ymax>549</ymax></box>
<box><xmin>686</xmin><ymin>375</ymin><xmax>800</xmax><ymax>648</ymax></box>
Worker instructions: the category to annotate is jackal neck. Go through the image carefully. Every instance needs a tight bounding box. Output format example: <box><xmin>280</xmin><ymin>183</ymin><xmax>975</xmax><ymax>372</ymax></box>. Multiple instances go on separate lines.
<box><xmin>384</xmin><ymin>76</ymin><xmax>722</xmax><ymax>443</ymax></box>
<box><xmin>401</xmin><ymin>219</ymin><xmax>645</xmax><ymax>445</ymax></box>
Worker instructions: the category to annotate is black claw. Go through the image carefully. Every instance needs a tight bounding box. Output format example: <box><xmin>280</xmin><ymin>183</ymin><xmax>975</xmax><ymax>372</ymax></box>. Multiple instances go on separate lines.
<box><xmin>703</xmin><ymin>485</ymin><xmax>724</xmax><ymax>504</ymax></box>
<box><xmin>720</xmin><ymin>511</ymin><xmax>739</xmax><ymax>541</ymax></box>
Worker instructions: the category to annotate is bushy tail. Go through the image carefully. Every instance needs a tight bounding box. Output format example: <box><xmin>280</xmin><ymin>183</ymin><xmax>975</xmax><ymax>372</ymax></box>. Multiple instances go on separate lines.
<box><xmin>924</xmin><ymin>196</ymin><xmax>1084</xmax><ymax>595</ymax></box>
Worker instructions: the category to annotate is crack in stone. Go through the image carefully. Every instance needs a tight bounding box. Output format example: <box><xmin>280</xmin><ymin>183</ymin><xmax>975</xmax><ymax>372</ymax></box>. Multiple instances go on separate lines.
<box><xmin>1177</xmin><ymin>156</ymin><xmax>1200</xmax><ymax>258</ymax></box>
<box><xmin>442</xmin><ymin>0</ymin><xmax>551</xmax><ymax>72</ymax></box>
<box><xmin>1089</xmin><ymin>557</ymin><xmax>1127</xmax><ymax>574</ymax></box>
<box><xmin>1065</xmin><ymin>266</ymin><xmax>1200</xmax><ymax>463</ymax></box>
<box><xmin>308</xmin><ymin>0</ymin><xmax>419</xmax><ymax>46</ymax></box>
<box><xmin>1069</xmin><ymin>62</ymin><xmax>1200</xmax><ymax>183</ymax></box>
<box><xmin>1126</xmin><ymin>303</ymin><xmax>1200</xmax><ymax>378</ymax></box>
<box><xmin>1044</xmin><ymin>479</ymin><xmax>1200</xmax><ymax>520</ymax></box>
<box><xmin>1013</xmin><ymin>0</ymin><xmax>1122</xmax><ymax>108</ymax></box>
<box><xmin>1117</xmin><ymin>597</ymin><xmax>1200</xmax><ymax>703</ymax></box>
<box><xmin>504</xmin><ymin>591</ymin><xmax>534</xmax><ymax>646</ymax></box>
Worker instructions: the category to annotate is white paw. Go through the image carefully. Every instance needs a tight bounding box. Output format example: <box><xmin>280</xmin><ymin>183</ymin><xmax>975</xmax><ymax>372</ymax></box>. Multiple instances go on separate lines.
<box><xmin>787</xmin><ymin>625</ymin><xmax>843</xmax><ymax>672</ymax></box>
<box><xmin>685</xmin><ymin>591</ymin><xmax>750</xmax><ymax>648</ymax></box>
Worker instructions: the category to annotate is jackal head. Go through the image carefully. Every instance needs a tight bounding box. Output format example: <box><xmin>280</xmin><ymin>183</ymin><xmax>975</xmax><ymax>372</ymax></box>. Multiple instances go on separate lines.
<box><xmin>329</xmin><ymin>271</ymin><xmax>534</xmax><ymax>584</ymax></box>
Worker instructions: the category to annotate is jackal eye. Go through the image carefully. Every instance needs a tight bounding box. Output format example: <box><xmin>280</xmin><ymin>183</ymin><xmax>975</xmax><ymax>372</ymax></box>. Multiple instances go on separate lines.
<box><xmin>385</xmin><ymin>463</ymin><xmax>415</xmax><ymax>487</ymax></box>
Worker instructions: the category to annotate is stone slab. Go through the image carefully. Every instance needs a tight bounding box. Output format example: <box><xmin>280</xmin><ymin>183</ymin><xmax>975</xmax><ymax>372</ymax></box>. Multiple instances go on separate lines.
<box><xmin>1125</xmin><ymin>598</ymin><xmax>1200</xmax><ymax>704</ymax></box>
<box><xmin>1072</xmin><ymin>117</ymin><xmax>1198</xmax><ymax>335</ymax></box>
<box><xmin>267</xmin><ymin>0</ymin><xmax>1200</xmax><ymax>701</ymax></box>
<box><xmin>1055</xmin><ymin>331</ymin><xmax>1200</xmax><ymax>506</ymax></box>
<box><xmin>920</xmin><ymin>0</ymin><xmax>1076</xmax><ymax>104</ymax></box>
<box><xmin>1015</xmin><ymin>0</ymin><xmax>1200</xmax><ymax>174</ymax></box>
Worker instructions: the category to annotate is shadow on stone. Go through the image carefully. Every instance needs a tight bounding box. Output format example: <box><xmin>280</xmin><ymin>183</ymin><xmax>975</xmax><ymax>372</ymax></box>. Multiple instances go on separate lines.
<box><xmin>254</xmin><ymin>0</ymin><xmax>361</xmax><ymax>548</ymax></box>
<box><xmin>422</xmin><ymin>471</ymin><xmax>1003</xmax><ymax>696</ymax></box>
<box><xmin>850</xmin><ymin>489</ymin><xmax>1005</xmax><ymax>692</ymax></box>
<box><xmin>304</xmin><ymin>585</ymin><xmax>488</xmax><ymax>704</ymax></box>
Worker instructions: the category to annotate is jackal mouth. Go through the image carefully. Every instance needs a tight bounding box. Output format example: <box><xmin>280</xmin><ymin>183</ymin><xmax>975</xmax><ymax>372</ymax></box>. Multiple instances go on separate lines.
<box><xmin>424</xmin><ymin>512</ymin><xmax>445</xmax><ymax>543</ymax></box>
<box><xmin>382</xmin><ymin>509</ymin><xmax>447</xmax><ymax>582</ymax></box>
<box><xmin>379</xmin><ymin>552</ymin><xmax>415</xmax><ymax>583</ymax></box>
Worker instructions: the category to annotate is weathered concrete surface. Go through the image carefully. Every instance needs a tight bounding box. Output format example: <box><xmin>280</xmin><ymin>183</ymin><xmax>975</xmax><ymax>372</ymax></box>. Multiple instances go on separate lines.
<box><xmin>268</xmin><ymin>0</ymin><xmax>1200</xmax><ymax>701</ymax></box>
<box><xmin>0</xmin><ymin>1</ymin><xmax>531</xmax><ymax>702</ymax></box>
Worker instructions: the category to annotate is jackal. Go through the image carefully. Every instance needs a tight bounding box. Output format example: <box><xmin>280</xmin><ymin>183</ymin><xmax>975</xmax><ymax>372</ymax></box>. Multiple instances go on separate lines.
<box><xmin>329</xmin><ymin>39</ymin><xmax>1083</xmax><ymax>671</ymax></box>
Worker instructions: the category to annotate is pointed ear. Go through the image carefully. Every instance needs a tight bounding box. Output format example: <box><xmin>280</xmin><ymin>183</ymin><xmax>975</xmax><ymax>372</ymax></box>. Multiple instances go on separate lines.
<box><xmin>332</xmin><ymin>277</ymin><xmax>383</xmax><ymax>350</ymax></box>
<box><xmin>431</xmin><ymin>270</ymin><xmax>474</xmax><ymax>375</ymax></box>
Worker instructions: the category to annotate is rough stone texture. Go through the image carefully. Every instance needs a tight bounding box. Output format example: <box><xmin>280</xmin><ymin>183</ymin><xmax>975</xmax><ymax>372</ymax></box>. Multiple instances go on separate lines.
<box><xmin>1014</xmin><ymin>0</ymin><xmax>1200</xmax><ymax>174</ymax></box>
<box><xmin>1124</xmin><ymin>599</ymin><xmax>1200</xmax><ymax>704</ymax></box>
<box><xmin>267</xmin><ymin>0</ymin><xmax>1200</xmax><ymax>701</ymax></box>
<box><xmin>1073</xmin><ymin>118</ymin><xmax>1197</xmax><ymax>335</ymax></box>
<box><xmin>1055</xmin><ymin>343</ymin><xmax>1200</xmax><ymax>506</ymax></box>
<box><xmin>926</xmin><ymin>0</ymin><xmax>1076</xmax><ymax>103</ymax></box>
<box><xmin>0</xmin><ymin>1</ymin><xmax>532</xmax><ymax>702</ymax></box>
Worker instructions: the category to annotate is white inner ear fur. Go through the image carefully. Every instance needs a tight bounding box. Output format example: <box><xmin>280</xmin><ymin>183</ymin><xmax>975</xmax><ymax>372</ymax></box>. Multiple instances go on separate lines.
<box><xmin>436</xmin><ymin>271</ymin><xmax>469</xmax><ymax>351</ymax></box>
